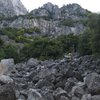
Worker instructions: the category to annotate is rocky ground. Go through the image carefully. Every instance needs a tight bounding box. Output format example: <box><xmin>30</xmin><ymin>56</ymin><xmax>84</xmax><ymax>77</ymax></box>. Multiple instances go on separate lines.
<box><xmin>0</xmin><ymin>55</ymin><xmax>100</xmax><ymax>100</ymax></box>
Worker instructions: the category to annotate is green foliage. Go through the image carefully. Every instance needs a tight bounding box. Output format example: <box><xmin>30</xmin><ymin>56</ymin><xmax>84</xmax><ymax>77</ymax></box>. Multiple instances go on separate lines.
<box><xmin>24</xmin><ymin>27</ymin><xmax>40</xmax><ymax>33</ymax></box>
<box><xmin>0</xmin><ymin>49</ymin><xmax>6</xmax><ymax>60</ymax></box>
<box><xmin>87</xmin><ymin>14</ymin><xmax>100</xmax><ymax>56</ymax></box>
<box><xmin>3</xmin><ymin>45</ymin><xmax>20</xmax><ymax>63</ymax></box>
<box><xmin>92</xmin><ymin>15</ymin><xmax>100</xmax><ymax>54</ymax></box>
<box><xmin>0</xmin><ymin>38</ymin><xmax>4</xmax><ymax>46</ymax></box>
<box><xmin>0</xmin><ymin>27</ymin><xmax>40</xmax><ymax>41</ymax></box>
<box><xmin>78</xmin><ymin>30</ymin><xmax>92</xmax><ymax>56</ymax></box>
<box><xmin>21</xmin><ymin>36</ymin><xmax>63</xmax><ymax>60</ymax></box>
<box><xmin>57</xmin><ymin>34</ymin><xmax>79</xmax><ymax>53</ymax></box>
<box><xmin>61</xmin><ymin>19</ymin><xmax>75</xmax><ymax>27</ymax></box>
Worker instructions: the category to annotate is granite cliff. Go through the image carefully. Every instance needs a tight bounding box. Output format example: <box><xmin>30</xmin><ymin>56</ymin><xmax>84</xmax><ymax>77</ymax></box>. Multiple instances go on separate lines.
<box><xmin>0</xmin><ymin>0</ymin><xmax>27</xmax><ymax>17</ymax></box>
<box><xmin>0</xmin><ymin>2</ymin><xmax>90</xmax><ymax>36</ymax></box>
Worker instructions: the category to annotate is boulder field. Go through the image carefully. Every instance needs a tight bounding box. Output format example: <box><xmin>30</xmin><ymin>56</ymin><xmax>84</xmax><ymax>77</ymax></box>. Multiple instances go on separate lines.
<box><xmin>0</xmin><ymin>55</ymin><xmax>100</xmax><ymax>100</ymax></box>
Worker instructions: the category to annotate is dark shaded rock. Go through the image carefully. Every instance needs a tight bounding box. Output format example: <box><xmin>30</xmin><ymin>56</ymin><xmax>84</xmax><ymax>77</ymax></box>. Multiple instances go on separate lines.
<box><xmin>71</xmin><ymin>96</ymin><xmax>80</xmax><ymax>100</ymax></box>
<box><xmin>64</xmin><ymin>78</ymin><xmax>78</xmax><ymax>92</ymax></box>
<box><xmin>60</xmin><ymin>96</ymin><xmax>69</xmax><ymax>100</ymax></box>
<box><xmin>85</xmin><ymin>73</ymin><xmax>100</xmax><ymax>95</ymax></box>
<box><xmin>53</xmin><ymin>87</ymin><xmax>68</xmax><ymax>100</ymax></box>
<box><xmin>0</xmin><ymin>84</ymin><xmax>16</xmax><ymax>100</ymax></box>
<box><xmin>81</xmin><ymin>94</ymin><xmax>100</xmax><ymax>100</ymax></box>
<box><xmin>42</xmin><ymin>92</ymin><xmax>54</xmax><ymax>100</ymax></box>
<box><xmin>35</xmin><ymin>79</ymin><xmax>54</xmax><ymax>89</ymax></box>
<box><xmin>71</xmin><ymin>85</ymin><xmax>84</xmax><ymax>98</ymax></box>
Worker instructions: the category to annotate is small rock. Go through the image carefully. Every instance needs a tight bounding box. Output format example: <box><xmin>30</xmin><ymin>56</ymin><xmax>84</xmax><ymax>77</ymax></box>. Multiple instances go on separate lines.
<box><xmin>60</xmin><ymin>96</ymin><xmax>69</xmax><ymax>100</ymax></box>
<box><xmin>53</xmin><ymin>87</ymin><xmax>68</xmax><ymax>100</ymax></box>
<box><xmin>27</xmin><ymin>58</ymin><xmax>39</xmax><ymax>67</ymax></box>
<box><xmin>27</xmin><ymin>89</ymin><xmax>43</xmax><ymax>100</ymax></box>
<box><xmin>0</xmin><ymin>75</ymin><xmax>13</xmax><ymax>85</ymax></box>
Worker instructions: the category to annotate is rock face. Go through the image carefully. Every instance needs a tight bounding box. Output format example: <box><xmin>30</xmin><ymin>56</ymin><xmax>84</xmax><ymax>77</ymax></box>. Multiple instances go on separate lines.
<box><xmin>0</xmin><ymin>0</ymin><xmax>27</xmax><ymax>17</ymax></box>
<box><xmin>0</xmin><ymin>2</ymin><xmax>89</xmax><ymax>36</ymax></box>
<box><xmin>31</xmin><ymin>3</ymin><xmax>87</xmax><ymax>20</ymax></box>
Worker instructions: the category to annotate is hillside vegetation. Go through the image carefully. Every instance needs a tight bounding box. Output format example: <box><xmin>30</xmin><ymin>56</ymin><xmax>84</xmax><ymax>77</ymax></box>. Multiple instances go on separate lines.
<box><xmin>0</xmin><ymin>13</ymin><xmax>100</xmax><ymax>62</ymax></box>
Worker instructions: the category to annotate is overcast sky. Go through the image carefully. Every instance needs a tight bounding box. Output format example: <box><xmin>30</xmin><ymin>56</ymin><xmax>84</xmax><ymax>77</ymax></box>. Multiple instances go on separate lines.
<box><xmin>21</xmin><ymin>0</ymin><xmax>100</xmax><ymax>13</ymax></box>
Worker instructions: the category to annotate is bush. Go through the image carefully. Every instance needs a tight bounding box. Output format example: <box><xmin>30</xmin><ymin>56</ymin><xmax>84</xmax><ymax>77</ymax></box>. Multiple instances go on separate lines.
<box><xmin>61</xmin><ymin>19</ymin><xmax>75</xmax><ymax>27</ymax></box>
<box><xmin>78</xmin><ymin>30</ymin><xmax>92</xmax><ymax>56</ymax></box>
<box><xmin>57</xmin><ymin>34</ymin><xmax>79</xmax><ymax>53</ymax></box>
<box><xmin>21</xmin><ymin>36</ymin><xmax>63</xmax><ymax>60</ymax></box>
<box><xmin>0</xmin><ymin>49</ymin><xmax>6</xmax><ymax>60</ymax></box>
<box><xmin>3</xmin><ymin>45</ymin><xmax>20</xmax><ymax>63</ymax></box>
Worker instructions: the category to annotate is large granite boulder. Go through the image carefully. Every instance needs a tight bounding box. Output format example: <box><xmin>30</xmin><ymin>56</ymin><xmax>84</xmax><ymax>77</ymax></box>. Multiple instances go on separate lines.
<box><xmin>0</xmin><ymin>59</ymin><xmax>15</xmax><ymax>75</ymax></box>
<box><xmin>85</xmin><ymin>73</ymin><xmax>100</xmax><ymax>94</ymax></box>
<box><xmin>0</xmin><ymin>84</ymin><xmax>16</xmax><ymax>100</ymax></box>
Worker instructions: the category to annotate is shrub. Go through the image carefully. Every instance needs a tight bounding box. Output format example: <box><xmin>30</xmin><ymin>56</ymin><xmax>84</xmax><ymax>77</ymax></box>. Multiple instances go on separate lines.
<box><xmin>61</xmin><ymin>19</ymin><xmax>75</xmax><ymax>27</ymax></box>
<box><xmin>21</xmin><ymin>37</ymin><xmax>63</xmax><ymax>60</ymax></box>
<box><xmin>57</xmin><ymin>34</ymin><xmax>79</xmax><ymax>53</ymax></box>
<box><xmin>3</xmin><ymin>45</ymin><xmax>20</xmax><ymax>63</ymax></box>
<box><xmin>78</xmin><ymin>30</ymin><xmax>92</xmax><ymax>56</ymax></box>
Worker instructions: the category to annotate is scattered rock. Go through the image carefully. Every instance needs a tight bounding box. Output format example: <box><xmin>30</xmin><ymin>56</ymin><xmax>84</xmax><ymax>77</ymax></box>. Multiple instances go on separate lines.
<box><xmin>1</xmin><ymin>55</ymin><xmax>100</xmax><ymax>99</ymax></box>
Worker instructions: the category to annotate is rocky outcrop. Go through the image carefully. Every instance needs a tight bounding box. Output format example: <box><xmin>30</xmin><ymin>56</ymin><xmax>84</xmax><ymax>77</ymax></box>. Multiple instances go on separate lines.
<box><xmin>0</xmin><ymin>0</ymin><xmax>27</xmax><ymax>17</ymax></box>
<box><xmin>30</xmin><ymin>3</ymin><xmax>87</xmax><ymax>20</ymax></box>
<box><xmin>0</xmin><ymin>3</ymin><xmax>88</xmax><ymax>36</ymax></box>
<box><xmin>0</xmin><ymin>16</ymin><xmax>86</xmax><ymax>36</ymax></box>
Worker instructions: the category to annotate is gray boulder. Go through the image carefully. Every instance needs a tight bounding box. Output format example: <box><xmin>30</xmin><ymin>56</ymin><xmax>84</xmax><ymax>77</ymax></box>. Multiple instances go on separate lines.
<box><xmin>81</xmin><ymin>94</ymin><xmax>100</xmax><ymax>100</ymax></box>
<box><xmin>88</xmin><ymin>95</ymin><xmax>100</xmax><ymax>100</ymax></box>
<box><xmin>27</xmin><ymin>58</ymin><xmax>39</xmax><ymax>67</ymax></box>
<box><xmin>27</xmin><ymin>89</ymin><xmax>43</xmax><ymax>100</ymax></box>
<box><xmin>71</xmin><ymin>96</ymin><xmax>80</xmax><ymax>100</ymax></box>
<box><xmin>71</xmin><ymin>82</ymin><xmax>85</xmax><ymax>98</ymax></box>
<box><xmin>81</xmin><ymin>94</ymin><xmax>91</xmax><ymax>100</ymax></box>
<box><xmin>60</xmin><ymin>96</ymin><xmax>69</xmax><ymax>100</ymax></box>
<box><xmin>35</xmin><ymin>79</ymin><xmax>54</xmax><ymax>89</ymax></box>
<box><xmin>85</xmin><ymin>73</ymin><xmax>100</xmax><ymax>94</ymax></box>
<box><xmin>53</xmin><ymin>87</ymin><xmax>68</xmax><ymax>100</ymax></box>
<box><xmin>0</xmin><ymin>59</ymin><xmax>15</xmax><ymax>75</ymax></box>
<box><xmin>42</xmin><ymin>92</ymin><xmax>54</xmax><ymax>100</ymax></box>
<box><xmin>0</xmin><ymin>75</ymin><xmax>13</xmax><ymax>85</ymax></box>
<box><xmin>0</xmin><ymin>84</ymin><xmax>16</xmax><ymax>100</ymax></box>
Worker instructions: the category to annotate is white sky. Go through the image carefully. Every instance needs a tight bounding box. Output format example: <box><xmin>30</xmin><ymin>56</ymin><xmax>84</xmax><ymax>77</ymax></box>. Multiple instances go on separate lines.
<box><xmin>21</xmin><ymin>0</ymin><xmax>100</xmax><ymax>13</ymax></box>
